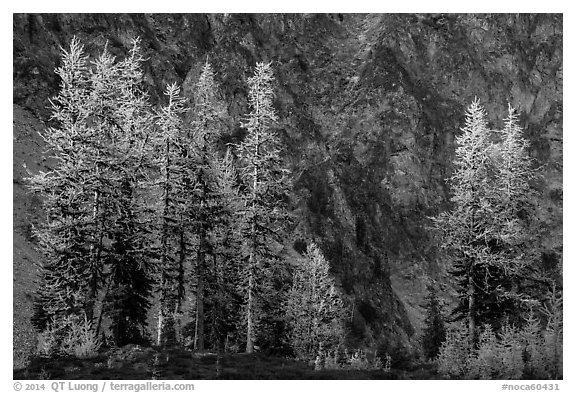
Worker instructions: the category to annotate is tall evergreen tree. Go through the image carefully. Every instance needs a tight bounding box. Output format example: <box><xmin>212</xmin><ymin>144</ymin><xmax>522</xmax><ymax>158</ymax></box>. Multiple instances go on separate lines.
<box><xmin>285</xmin><ymin>242</ymin><xmax>347</xmax><ymax>360</ymax></box>
<box><xmin>432</xmin><ymin>99</ymin><xmax>495</xmax><ymax>343</ymax></box>
<box><xmin>152</xmin><ymin>82</ymin><xmax>188</xmax><ymax>346</ymax></box>
<box><xmin>490</xmin><ymin>105</ymin><xmax>539</xmax><ymax>282</ymax></box>
<box><xmin>29</xmin><ymin>38</ymin><xmax>155</xmax><ymax>345</ymax></box>
<box><xmin>432</xmin><ymin>100</ymin><xmax>540</xmax><ymax>343</ymax></box>
<box><xmin>186</xmin><ymin>61</ymin><xmax>227</xmax><ymax>350</ymax></box>
<box><xmin>236</xmin><ymin>62</ymin><xmax>291</xmax><ymax>353</ymax></box>
<box><xmin>204</xmin><ymin>148</ymin><xmax>243</xmax><ymax>352</ymax></box>
<box><xmin>29</xmin><ymin>37</ymin><xmax>95</xmax><ymax>332</ymax></box>
<box><xmin>98</xmin><ymin>39</ymin><xmax>155</xmax><ymax>346</ymax></box>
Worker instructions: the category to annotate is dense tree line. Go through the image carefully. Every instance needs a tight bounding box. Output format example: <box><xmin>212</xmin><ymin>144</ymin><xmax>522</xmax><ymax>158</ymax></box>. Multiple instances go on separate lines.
<box><xmin>26</xmin><ymin>38</ymin><xmax>561</xmax><ymax>378</ymax></box>
<box><xmin>27</xmin><ymin>37</ymin><xmax>348</xmax><ymax>357</ymax></box>
<box><xmin>429</xmin><ymin>100</ymin><xmax>562</xmax><ymax>378</ymax></box>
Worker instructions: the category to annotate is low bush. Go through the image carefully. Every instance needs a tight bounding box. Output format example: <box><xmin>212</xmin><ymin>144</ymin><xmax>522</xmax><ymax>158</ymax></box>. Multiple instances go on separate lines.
<box><xmin>36</xmin><ymin>324</ymin><xmax>59</xmax><ymax>358</ymax></box>
<box><xmin>317</xmin><ymin>348</ymin><xmax>389</xmax><ymax>371</ymax></box>
<box><xmin>436</xmin><ymin>305</ymin><xmax>563</xmax><ymax>380</ymax></box>
<box><xmin>436</xmin><ymin>323</ymin><xmax>470</xmax><ymax>377</ymax></box>
<box><xmin>61</xmin><ymin>315</ymin><xmax>101</xmax><ymax>358</ymax></box>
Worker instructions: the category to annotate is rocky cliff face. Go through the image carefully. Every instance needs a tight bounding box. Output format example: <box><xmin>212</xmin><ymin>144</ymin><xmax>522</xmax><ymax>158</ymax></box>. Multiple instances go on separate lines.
<box><xmin>13</xmin><ymin>13</ymin><xmax>562</xmax><ymax>362</ymax></box>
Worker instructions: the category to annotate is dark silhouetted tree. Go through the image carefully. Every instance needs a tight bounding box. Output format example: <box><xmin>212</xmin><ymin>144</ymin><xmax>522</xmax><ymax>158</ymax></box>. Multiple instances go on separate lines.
<box><xmin>421</xmin><ymin>283</ymin><xmax>446</xmax><ymax>359</ymax></box>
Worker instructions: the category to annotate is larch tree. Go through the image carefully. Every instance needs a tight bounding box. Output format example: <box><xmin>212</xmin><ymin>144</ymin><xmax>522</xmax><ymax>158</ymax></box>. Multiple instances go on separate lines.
<box><xmin>481</xmin><ymin>104</ymin><xmax>543</xmax><ymax>329</ymax></box>
<box><xmin>432</xmin><ymin>99</ymin><xmax>495</xmax><ymax>343</ymax></box>
<box><xmin>432</xmin><ymin>99</ymin><xmax>540</xmax><ymax>343</ymax></box>
<box><xmin>204</xmin><ymin>148</ymin><xmax>243</xmax><ymax>352</ymax></box>
<box><xmin>29</xmin><ymin>37</ymin><xmax>155</xmax><ymax>346</ymax></box>
<box><xmin>285</xmin><ymin>242</ymin><xmax>347</xmax><ymax>360</ymax></box>
<box><xmin>152</xmin><ymin>82</ymin><xmax>188</xmax><ymax>347</ymax></box>
<box><xmin>97</xmin><ymin>39</ymin><xmax>155</xmax><ymax>346</ymax></box>
<box><xmin>236</xmin><ymin>62</ymin><xmax>291</xmax><ymax>353</ymax></box>
<box><xmin>29</xmin><ymin>37</ymin><xmax>96</xmax><ymax>332</ymax></box>
<box><xmin>490</xmin><ymin>105</ymin><xmax>538</xmax><ymax>276</ymax></box>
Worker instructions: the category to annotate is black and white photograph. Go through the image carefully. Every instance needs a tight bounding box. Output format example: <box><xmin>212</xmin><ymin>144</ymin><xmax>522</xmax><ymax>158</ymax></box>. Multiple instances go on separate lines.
<box><xmin>12</xmin><ymin>9</ymin><xmax>564</xmax><ymax>383</ymax></box>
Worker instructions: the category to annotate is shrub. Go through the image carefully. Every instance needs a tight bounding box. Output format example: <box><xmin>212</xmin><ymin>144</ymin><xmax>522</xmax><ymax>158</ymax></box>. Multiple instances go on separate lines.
<box><xmin>324</xmin><ymin>351</ymin><xmax>339</xmax><ymax>370</ymax></box>
<box><xmin>60</xmin><ymin>315</ymin><xmax>101</xmax><ymax>358</ymax></box>
<box><xmin>521</xmin><ymin>311</ymin><xmax>547</xmax><ymax>378</ymax></box>
<box><xmin>542</xmin><ymin>328</ymin><xmax>562</xmax><ymax>379</ymax></box>
<box><xmin>436</xmin><ymin>323</ymin><xmax>470</xmax><ymax>378</ymax></box>
<box><xmin>383</xmin><ymin>353</ymin><xmax>392</xmax><ymax>372</ymax></box>
<box><xmin>438</xmin><ymin>305</ymin><xmax>563</xmax><ymax>380</ymax></box>
<box><xmin>521</xmin><ymin>290</ymin><xmax>563</xmax><ymax>379</ymax></box>
<box><xmin>319</xmin><ymin>348</ymin><xmax>386</xmax><ymax>371</ymax></box>
<box><xmin>497</xmin><ymin>322</ymin><xmax>523</xmax><ymax>379</ymax></box>
<box><xmin>370</xmin><ymin>352</ymin><xmax>391</xmax><ymax>372</ymax></box>
<box><xmin>541</xmin><ymin>288</ymin><xmax>563</xmax><ymax>379</ymax></box>
<box><xmin>314</xmin><ymin>354</ymin><xmax>323</xmax><ymax>370</ymax></box>
<box><xmin>467</xmin><ymin>324</ymin><xmax>499</xmax><ymax>379</ymax></box>
<box><xmin>36</xmin><ymin>323</ymin><xmax>59</xmax><ymax>357</ymax></box>
<box><xmin>348</xmin><ymin>349</ymin><xmax>371</xmax><ymax>370</ymax></box>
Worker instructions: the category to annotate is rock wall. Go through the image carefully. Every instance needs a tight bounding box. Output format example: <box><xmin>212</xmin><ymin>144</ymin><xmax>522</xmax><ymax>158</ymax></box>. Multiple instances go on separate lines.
<box><xmin>13</xmin><ymin>13</ymin><xmax>562</xmax><ymax>361</ymax></box>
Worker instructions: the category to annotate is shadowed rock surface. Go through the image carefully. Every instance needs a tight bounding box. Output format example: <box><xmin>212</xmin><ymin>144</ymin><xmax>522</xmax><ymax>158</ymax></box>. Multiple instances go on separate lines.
<box><xmin>13</xmin><ymin>13</ymin><xmax>562</xmax><ymax>366</ymax></box>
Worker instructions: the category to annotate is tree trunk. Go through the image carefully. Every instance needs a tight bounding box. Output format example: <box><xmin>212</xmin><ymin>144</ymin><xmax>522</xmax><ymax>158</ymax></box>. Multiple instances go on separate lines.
<box><xmin>156</xmin><ymin>308</ymin><xmax>163</xmax><ymax>347</ymax></box>
<box><xmin>87</xmin><ymin>188</ymin><xmax>101</xmax><ymax>322</ymax></box>
<box><xmin>194</xmin><ymin>152</ymin><xmax>210</xmax><ymax>351</ymax></box>
<box><xmin>194</xmin><ymin>240</ymin><xmax>205</xmax><ymax>351</ymax></box>
<box><xmin>158</xmin><ymin>139</ymin><xmax>171</xmax><ymax>347</ymax></box>
<box><xmin>173</xmin><ymin>226</ymin><xmax>186</xmax><ymax>345</ymax></box>
<box><xmin>467</xmin><ymin>269</ymin><xmax>476</xmax><ymax>346</ymax></box>
<box><xmin>216</xmin><ymin>327</ymin><xmax>224</xmax><ymax>378</ymax></box>
<box><xmin>246</xmin><ymin>254</ymin><xmax>255</xmax><ymax>353</ymax></box>
<box><xmin>245</xmin><ymin>127</ymin><xmax>260</xmax><ymax>354</ymax></box>
<box><xmin>94</xmin><ymin>274</ymin><xmax>113</xmax><ymax>339</ymax></box>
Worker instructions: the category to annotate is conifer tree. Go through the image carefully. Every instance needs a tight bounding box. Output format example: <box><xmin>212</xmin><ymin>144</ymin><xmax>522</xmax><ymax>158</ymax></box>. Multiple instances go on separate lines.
<box><xmin>421</xmin><ymin>283</ymin><xmax>446</xmax><ymax>359</ymax></box>
<box><xmin>98</xmin><ymin>39</ymin><xmax>155</xmax><ymax>346</ymax></box>
<box><xmin>432</xmin><ymin>99</ymin><xmax>496</xmax><ymax>343</ymax></box>
<box><xmin>436</xmin><ymin>322</ymin><xmax>471</xmax><ymax>377</ymax></box>
<box><xmin>152</xmin><ymin>82</ymin><xmax>188</xmax><ymax>346</ymax></box>
<box><xmin>186</xmin><ymin>61</ymin><xmax>227</xmax><ymax>350</ymax></box>
<box><xmin>285</xmin><ymin>242</ymin><xmax>347</xmax><ymax>360</ymax></box>
<box><xmin>236</xmin><ymin>62</ymin><xmax>291</xmax><ymax>353</ymax></box>
<box><xmin>204</xmin><ymin>148</ymin><xmax>243</xmax><ymax>351</ymax></box>
<box><xmin>496</xmin><ymin>322</ymin><xmax>524</xmax><ymax>379</ymax></box>
<box><xmin>29</xmin><ymin>37</ymin><xmax>96</xmax><ymax>332</ymax></box>
<box><xmin>432</xmin><ymin>100</ymin><xmax>540</xmax><ymax>343</ymax></box>
<box><xmin>540</xmin><ymin>285</ymin><xmax>563</xmax><ymax>379</ymax></box>
<box><xmin>29</xmin><ymin>38</ymin><xmax>155</xmax><ymax>345</ymax></box>
<box><xmin>488</xmin><ymin>104</ymin><xmax>540</xmax><ymax>309</ymax></box>
<box><xmin>467</xmin><ymin>324</ymin><xmax>499</xmax><ymax>379</ymax></box>
<box><xmin>494</xmin><ymin>104</ymin><xmax>535</xmax><ymax>214</ymax></box>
